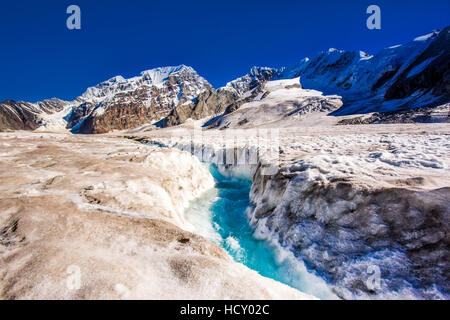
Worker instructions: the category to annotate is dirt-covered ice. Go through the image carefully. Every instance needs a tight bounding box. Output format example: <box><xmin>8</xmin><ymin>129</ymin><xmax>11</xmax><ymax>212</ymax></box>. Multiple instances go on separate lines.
<box><xmin>0</xmin><ymin>132</ymin><xmax>313</xmax><ymax>300</ymax></box>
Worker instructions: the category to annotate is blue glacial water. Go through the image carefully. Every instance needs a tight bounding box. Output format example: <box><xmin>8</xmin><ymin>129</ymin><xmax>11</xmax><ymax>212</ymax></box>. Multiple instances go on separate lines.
<box><xmin>184</xmin><ymin>163</ymin><xmax>337</xmax><ymax>300</ymax></box>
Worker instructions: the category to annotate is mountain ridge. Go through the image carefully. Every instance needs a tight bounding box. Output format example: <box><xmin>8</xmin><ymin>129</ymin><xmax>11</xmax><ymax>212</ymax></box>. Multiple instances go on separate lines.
<box><xmin>0</xmin><ymin>27</ymin><xmax>448</xmax><ymax>133</ymax></box>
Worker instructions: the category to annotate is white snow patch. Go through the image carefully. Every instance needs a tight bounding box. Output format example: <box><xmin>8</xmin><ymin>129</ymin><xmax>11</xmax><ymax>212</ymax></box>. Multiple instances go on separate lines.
<box><xmin>414</xmin><ymin>32</ymin><xmax>436</xmax><ymax>41</ymax></box>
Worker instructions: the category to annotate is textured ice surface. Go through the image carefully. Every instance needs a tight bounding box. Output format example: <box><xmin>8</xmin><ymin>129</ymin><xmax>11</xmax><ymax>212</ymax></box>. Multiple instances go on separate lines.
<box><xmin>0</xmin><ymin>132</ymin><xmax>313</xmax><ymax>300</ymax></box>
<box><xmin>142</xmin><ymin>124</ymin><xmax>450</xmax><ymax>300</ymax></box>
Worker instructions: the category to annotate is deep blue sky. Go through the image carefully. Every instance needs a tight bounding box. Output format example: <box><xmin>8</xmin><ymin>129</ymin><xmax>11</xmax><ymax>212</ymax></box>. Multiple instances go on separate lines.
<box><xmin>0</xmin><ymin>0</ymin><xmax>448</xmax><ymax>102</ymax></box>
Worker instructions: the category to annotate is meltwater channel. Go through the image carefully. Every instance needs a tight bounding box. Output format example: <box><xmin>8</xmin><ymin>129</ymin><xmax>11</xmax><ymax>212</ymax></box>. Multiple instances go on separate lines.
<box><xmin>184</xmin><ymin>163</ymin><xmax>337</xmax><ymax>300</ymax></box>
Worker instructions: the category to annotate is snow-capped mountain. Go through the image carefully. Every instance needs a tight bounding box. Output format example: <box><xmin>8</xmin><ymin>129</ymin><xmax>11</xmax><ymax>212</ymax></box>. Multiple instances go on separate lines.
<box><xmin>0</xmin><ymin>27</ymin><xmax>448</xmax><ymax>133</ymax></box>
<box><xmin>279</xmin><ymin>27</ymin><xmax>449</xmax><ymax>115</ymax></box>
<box><xmin>170</xmin><ymin>27</ymin><xmax>448</xmax><ymax>128</ymax></box>
<box><xmin>216</xmin><ymin>27</ymin><xmax>448</xmax><ymax>119</ymax></box>
<box><xmin>81</xmin><ymin>65</ymin><xmax>209</xmax><ymax>104</ymax></box>
<box><xmin>74</xmin><ymin>65</ymin><xmax>212</xmax><ymax>133</ymax></box>
<box><xmin>0</xmin><ymin>65</ymin><xmax>212</xmax><ymax>133</ymax></box>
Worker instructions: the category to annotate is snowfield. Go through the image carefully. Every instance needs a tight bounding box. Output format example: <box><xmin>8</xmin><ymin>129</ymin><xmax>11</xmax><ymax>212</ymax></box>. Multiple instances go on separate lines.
<box><xmin>210</xmin><ymin>78</ymin><xmax>344</xmax><ymax>129</ymax></box>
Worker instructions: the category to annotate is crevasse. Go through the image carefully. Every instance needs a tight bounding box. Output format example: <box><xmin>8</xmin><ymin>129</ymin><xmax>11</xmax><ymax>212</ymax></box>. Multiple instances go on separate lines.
<box><xmin>184</xmin><ymin>163</ymin><xmax>337</xmax><ymax>300</ymax></box>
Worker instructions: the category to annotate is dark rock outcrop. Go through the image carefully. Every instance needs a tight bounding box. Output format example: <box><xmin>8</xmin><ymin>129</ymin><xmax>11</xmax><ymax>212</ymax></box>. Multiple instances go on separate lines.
<box><xmin>77</xmin><ymin>86</ymin><xmax>167</xmax><ymax>134</ymax></box>
<box><xmin>162</xmin><ymin>67</ymin><xmax>283</xmax><ymax>128</ymax></box>
<box><xmin>162</xmin><ymin>88</ymin><xmax>238</xmax><ymax>127</ymax></box>
<box><xmin>224</xmin><ymin>67</ymin><xmax>281</xmax><ymax>96</ymax></box>
<box><xmin>65</xmin><ymin>102</ymin><xmax>96</xmax><ymax>129</ymax></box>
<box><xmin>385</xmin><ymin>27</ymin><xmax>450</xmax><ymax>101</ymax></box>
<box><xmin>338</xmin><ymin>104</ymin><xmax>450</xmax><ymax>125</ymax></box>
<box><xmin>0</xmin><ymin>100</ymin><xmax>41</xmax><ymax>131</ymax></box>
<box><xmin>0</xmin><ymin>98</ymin><xmax>67</xmax><ymax>131</ymax></box>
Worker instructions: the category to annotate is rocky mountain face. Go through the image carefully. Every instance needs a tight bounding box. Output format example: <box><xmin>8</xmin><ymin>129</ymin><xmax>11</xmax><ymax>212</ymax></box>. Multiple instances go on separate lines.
<box><xmin>162</xmin><ymin>88</ymin><xmax>238</xmax><ymax>127</ymax></box>
<box><xmin>385</xmin><ymin>27</ymin><xmax>450</xmax><ymax>101</ymax></box>
<box><xmin>0</xmin><ymin>100</ymin><xmax>42</xmax><ymax>131</ymax></box>
<box><xmin>223</xmin><ymin>67</ymin><xmax>281</xmax><ymax>96</ymax></box>
<box><xmin>76</xmin><ymin>65</ymin><xmax>211</xmax><ymax>133</ymax></box>
<box><xmin>65</xmin><ymin>101</ymin><xmax>96</xmax><ymax>130</ymax></box>
<box><xmin>162</xmin><ymin>67</ymin><xmax>280</xmax><ymax>127</ymax></box>
<box><xmin>0</xmin><ymin>98</ymin><xmax>69</xmax><ymax>131</ymax></box>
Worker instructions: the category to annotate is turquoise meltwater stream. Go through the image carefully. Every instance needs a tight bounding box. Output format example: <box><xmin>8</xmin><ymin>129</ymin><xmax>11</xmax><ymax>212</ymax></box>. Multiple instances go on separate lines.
<box><xmin>184</xmin><ymin>163</ymin><xmax>337</xmax><ymax>300</ymax></box>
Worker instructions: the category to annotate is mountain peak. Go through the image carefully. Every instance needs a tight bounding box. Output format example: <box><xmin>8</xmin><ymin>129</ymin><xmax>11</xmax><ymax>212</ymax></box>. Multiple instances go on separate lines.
<box><xmin>139</xmin><ymin>65</ymin><xmax>197</xmax><ymax>84</ymax></box>
<box><xmin>80</xmin><ymin>65</ymin><xmax>207</xmax><ymax>101</ymax></box>
<box><xmin>106</xmin><ymin>75</ymin><xmax>126</xmax><ymax>83</ymax></box>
